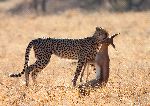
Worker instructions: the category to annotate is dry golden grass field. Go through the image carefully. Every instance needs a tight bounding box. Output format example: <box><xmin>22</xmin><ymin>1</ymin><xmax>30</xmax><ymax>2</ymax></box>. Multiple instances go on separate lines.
<box><xmin>0</xmin><ymin>6</ymin><xmax>150</xmax><ymax>106</ymax></box>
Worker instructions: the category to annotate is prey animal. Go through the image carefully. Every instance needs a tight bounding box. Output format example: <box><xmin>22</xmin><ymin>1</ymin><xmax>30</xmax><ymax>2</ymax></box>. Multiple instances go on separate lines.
<box><xmin>79</xmin><ymin>33</ymin><xmax>119</xmax><ymax>88</ymax></box>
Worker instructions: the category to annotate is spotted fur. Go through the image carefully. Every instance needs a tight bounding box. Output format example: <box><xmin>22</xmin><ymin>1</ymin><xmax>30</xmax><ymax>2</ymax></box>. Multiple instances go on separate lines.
<box><xmin>9</xmin><ymin>27</ymin><xmax>109</xmax><ymax>86</ymax></box>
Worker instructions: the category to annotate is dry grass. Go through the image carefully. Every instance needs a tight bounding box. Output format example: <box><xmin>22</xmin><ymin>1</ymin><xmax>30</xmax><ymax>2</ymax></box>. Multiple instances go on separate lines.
<box><xmin>0</xmin><ymin>10</ymin><xmax>150</xmax><ymax>105</ymax></box>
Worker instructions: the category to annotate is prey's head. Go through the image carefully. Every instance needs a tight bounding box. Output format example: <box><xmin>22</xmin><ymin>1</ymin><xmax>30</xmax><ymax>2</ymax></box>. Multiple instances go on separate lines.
<box><xmin>102</xmin><ymin>33</ymin><xmax>120</xmax><ymax>49</ymax></box>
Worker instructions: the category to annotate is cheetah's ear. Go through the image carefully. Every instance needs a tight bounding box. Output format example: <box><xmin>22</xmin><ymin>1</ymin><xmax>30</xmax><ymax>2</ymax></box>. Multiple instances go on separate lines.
<box><xmin>99</xmin><ymin>27</ymin><xmax>103</xmax><ymax>29</ymax></box>
<box><xmin>96</xmin><ymin>27</ymin><xmax>101</xmax><ymax>31</ymax></box>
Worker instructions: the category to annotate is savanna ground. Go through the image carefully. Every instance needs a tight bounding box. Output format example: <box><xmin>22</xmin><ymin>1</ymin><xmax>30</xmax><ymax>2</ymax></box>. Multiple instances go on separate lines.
<box><xmin>0</xmin><ymin>1</ymin><xmax>150</xmax><ymax>106</ymax></box>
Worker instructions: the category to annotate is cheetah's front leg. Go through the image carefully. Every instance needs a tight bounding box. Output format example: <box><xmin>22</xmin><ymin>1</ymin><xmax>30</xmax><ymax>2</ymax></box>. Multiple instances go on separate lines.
<box><xmin>80</xmin><ymin>63</ymin><xmax>87</xmax><ymax>82</ymax></box>
<box><xmin>80</xmin><ymin>63</ymin><xmax>90</xmax><ymax>83</ymax></box>
<box><xmin>72</xmin><ymin>60</ymin><xmax>85</xmax><ymax>86</ymax></box>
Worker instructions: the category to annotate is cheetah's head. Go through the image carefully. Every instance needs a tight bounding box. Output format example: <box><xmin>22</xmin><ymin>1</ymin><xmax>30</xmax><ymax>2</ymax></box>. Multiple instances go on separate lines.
<box><xmin>93</xmin><ymin>27</ymin><xmax>109</xmax><ymax>42</ymax></box>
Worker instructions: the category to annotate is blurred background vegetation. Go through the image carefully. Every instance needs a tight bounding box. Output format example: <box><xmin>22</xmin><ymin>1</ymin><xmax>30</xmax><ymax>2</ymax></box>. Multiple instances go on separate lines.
<box><xmin>0</xmin><ymin>0</ymin><xmax>149</xmax><ymax>15</ymax></box>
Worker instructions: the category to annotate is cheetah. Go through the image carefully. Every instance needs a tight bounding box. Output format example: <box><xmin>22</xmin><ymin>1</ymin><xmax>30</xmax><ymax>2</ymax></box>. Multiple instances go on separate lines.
<box><xmin>9</xmin><ymin>27</ymin><xmax>109</xmax><ymax>87</ymax></box>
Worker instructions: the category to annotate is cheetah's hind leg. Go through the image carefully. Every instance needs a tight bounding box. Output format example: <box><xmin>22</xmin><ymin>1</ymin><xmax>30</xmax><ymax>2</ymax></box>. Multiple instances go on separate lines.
<box><xmin>31</xmin><ymin>68</ymin><xmax>42</xmax><ymax>86</ymax></box>
<box><xmin>24</xmin><ymin>64</ymin><xmax>36</xmax><ymax>86</ymax></box>
<box><xmin>24</xmin><ymin>58</ymin><xmax>50</xmax><ymax>86</ymax></box>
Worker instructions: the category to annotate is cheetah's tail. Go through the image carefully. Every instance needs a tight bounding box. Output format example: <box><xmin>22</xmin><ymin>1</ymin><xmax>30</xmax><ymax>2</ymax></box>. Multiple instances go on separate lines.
<box><xmin>9</xmin><ymin>40</ymin><xmax>34</xmax><ymax>77</ymax></box>
<box><xmin>9</xmin><ymin>69</ymin><xmax>25</xmax><ymax>77</ymax></box>
<box><xmin>24</xmin><ymin>40</ymin><xmax>34</xmax><ymax>69</ymax></box>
